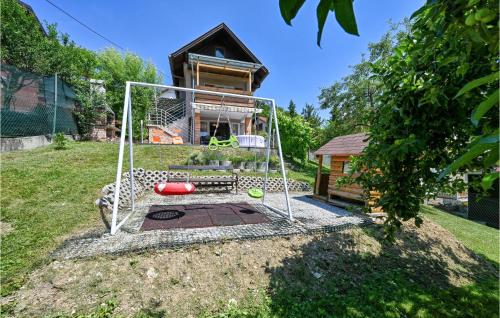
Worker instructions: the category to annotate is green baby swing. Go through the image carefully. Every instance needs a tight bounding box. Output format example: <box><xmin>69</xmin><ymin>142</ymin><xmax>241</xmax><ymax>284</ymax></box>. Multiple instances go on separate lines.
<box><xmin>208</xmin><ymin>96</ymin><xmax>240</xmax><ymax>151</ymax></box>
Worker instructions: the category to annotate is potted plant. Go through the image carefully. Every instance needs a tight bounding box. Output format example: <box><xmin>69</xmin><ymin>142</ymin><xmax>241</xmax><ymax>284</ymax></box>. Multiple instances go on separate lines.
<box><xmin>206</xmin><ymin>151</ymin><xmax>222</xmax><ymax>166</ymax></box>
<box><xmin>269</xmin><ymin>156</ymin><xmax>280</xmax><ymax>174</ymax></box>
<box><xmin>256</xmin><ymin>155</ymin><xmax>267</xmax><ymax>172</ymax></box>
<box><xmin>230</xmin><ymin>155</ymin><xmax>245</xmax><ymax>170</ymax></box>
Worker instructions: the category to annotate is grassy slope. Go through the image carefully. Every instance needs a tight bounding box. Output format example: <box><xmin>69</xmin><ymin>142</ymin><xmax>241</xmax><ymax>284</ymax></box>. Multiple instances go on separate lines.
<box><xmin>0</xmin><ymin>141</ymin><xmax>316</xmax><ymax>296</ymax></box>
<box><xmin>421</xmin><ymin>205</ymin><xmax>499</xmax><ymax>264</ymax></box>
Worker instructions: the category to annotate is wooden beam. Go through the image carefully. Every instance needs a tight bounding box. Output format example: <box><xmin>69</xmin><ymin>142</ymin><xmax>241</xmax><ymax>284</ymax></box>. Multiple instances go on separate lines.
<box><xmin>248</xmin><ymin>71</ymin><xmax>252</xmax><ymax>93</ymax></box>
<box><xmin>315</xmin><ymin>155</ymin><xmax>323</xmax><ymax>195</ymax></box>
<box><xmin>196</xmin><ymin>63</ymin><xmax>200</xmax><ymax>86</ymax></box>
<box><xmin>198</xmin><ymin>62</ymin><xmax>250</xmax><ymax>75</ymax></box>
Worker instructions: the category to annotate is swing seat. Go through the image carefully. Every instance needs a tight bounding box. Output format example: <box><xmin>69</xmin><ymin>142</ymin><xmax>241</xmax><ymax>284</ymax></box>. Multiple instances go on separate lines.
<box><xmin>247</xmin><ymin>187</ymin><xmax>264</xmax><ymax>198</ymax></box>
<box><xmin>154</xmin><ymin>182</ymin><xmax>196</xmax><ymax>196</ymax></box>
<box><xmin>208</xmin><ymin>135</ymin><xmax>239</xmax><ymax>151</ymax></box>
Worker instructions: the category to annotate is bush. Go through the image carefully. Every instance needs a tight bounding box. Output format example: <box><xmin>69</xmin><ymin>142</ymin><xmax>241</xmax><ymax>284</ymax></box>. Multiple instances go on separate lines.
<box><xmin>53</xmin><ymin>132</ymin><xmax>67</xmax><ymax>150</ymax></box>
<box><xmin>186</xmin><ymin>151</ymin><xmax>206</xmax><ymax>165</ymax></box>
<box><xmin>203</xmin><ymin>150</ymin><xmax>225</xmax><ymax>162</ymax></box>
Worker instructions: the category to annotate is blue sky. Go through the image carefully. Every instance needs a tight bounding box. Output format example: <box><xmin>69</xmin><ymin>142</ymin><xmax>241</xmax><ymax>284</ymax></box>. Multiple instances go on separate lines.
<box><xmin>25</xmin><ymin>0</ymin><xmax>423</xmax><ymax>118</ymax></box>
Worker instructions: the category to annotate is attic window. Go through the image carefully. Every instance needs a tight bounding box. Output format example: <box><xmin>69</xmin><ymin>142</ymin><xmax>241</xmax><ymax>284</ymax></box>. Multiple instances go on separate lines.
<box><xmin>215</xmin><ymin>47</ymin><xmax>225</xmax><ymax>58</ymax></box>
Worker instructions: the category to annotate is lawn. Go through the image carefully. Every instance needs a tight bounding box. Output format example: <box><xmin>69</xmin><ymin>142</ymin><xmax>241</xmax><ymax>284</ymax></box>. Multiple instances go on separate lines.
<box><xmin>0</xmin><ymin>141</ymin><xmax>316</xmax><ymax>297</ymax></box>
<box><xmin>421</xmin><ymin>205</ymin><xmax>499</xmax><ymax>265</ymax></box>
<box><xmin>1</xmin><ymin>141</ymin><xmax>498</xmax><ymax>318</ymax></box>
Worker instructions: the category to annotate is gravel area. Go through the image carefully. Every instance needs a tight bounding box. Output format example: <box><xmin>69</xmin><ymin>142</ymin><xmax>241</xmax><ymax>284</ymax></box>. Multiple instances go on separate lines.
<box><xmin>51</xmin><ymin>193</ymin><xmax>368</xmax><ymax>260</ymax></box>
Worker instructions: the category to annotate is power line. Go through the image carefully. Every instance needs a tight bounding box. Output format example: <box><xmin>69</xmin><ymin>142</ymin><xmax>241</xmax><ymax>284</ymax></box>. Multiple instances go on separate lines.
<box><xmin>44</xmin><ymin>0</ymin><xmax>126</xmax><ymax>51</ymax></box>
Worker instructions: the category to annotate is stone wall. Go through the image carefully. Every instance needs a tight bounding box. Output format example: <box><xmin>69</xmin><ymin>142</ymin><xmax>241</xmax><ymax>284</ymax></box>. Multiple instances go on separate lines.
<box><xmin>96</xmin><ymin>168</ymin><xmax>311</xmax><ymax>211</ymax></box>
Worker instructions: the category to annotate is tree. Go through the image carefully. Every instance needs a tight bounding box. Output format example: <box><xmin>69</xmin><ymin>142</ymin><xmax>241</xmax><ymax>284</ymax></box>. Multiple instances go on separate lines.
<box><xmin>282</xmin><ymin>0</ymin><xmax>498</xmax><ymax>239</ymax></box>
<box><xmin>95</xmin><ymin>48</ymin><xmax>162</xmax><ymax>138</ymax></box>
<box><xmin>301</xmin><ymin>103</ymin><xmax>322</xmax><ymax>129</ymax></box>
<box><xmin>317</xmin><ymin>22</ymin><xmax>407</xmax><ymax>145</ymax></box>
<box><xmin>1</xmin><ymin>0</ymin><xmax>97</xmax><ymax>105</ymax></box>
<box><xmin>277</xmin><ymin>109</ymin><xmax>315</xmax><ymax>164</ymax></box>
<box><xmin>287</xmin><ymin>100</ymin><xmax>297</xmax><ymax>117</ymax></box>
<box><xmin>351</xmin><ymin>0</ymin><xmax>498</xmax><ymax>239</ymax></box>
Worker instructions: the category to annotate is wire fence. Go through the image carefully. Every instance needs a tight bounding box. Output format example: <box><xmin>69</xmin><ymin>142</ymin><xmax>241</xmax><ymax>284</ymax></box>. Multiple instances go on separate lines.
<box><xmin>1</xmin><ymin>64</ymin><xmax>78</xmax><ymax>137</ymax></box>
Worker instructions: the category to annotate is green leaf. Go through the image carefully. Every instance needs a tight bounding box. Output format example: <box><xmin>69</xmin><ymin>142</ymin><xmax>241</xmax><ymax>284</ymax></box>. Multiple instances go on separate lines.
<box><xmin>333</xmin><ymin>0</ymin><xmax>359</xmax><ymax>36</ymax></box>
<box><xmin>316</xmin><ymin>0</ymin><xmax>332</xmax><ymax>47</ymax></box>
<box><xmin>481</xmin><ymin>172</ymin><xmax>499</xmax><ymax>191</ymax></box>
<box><xmin>471</xmin><ymin>89</ymin><xmax>499</xmax><ymax>126</ymax></box>
<box><xmin>483</xmin><ymin>144</ymin><xmax>499</xmax><ymax>168</ymax></box>
<box><xmin>279</xmin><ymin>0</ymin><xmax>306</xmax><ymax>25</ymax></box>
<box><xmin>454</xmin><ymin>72</ymin><xmax>499</xmax><ymax>98</ymax></box>
<box><xmin>438</xmin><ymin>134</ymin><xmax>499</xmax><ymax>180</ymax></box>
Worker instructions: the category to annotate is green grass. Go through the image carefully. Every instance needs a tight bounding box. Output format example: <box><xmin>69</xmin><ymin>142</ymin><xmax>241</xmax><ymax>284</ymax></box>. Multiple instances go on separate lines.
<box><xmin>0</xmin><ymin>141</ymin><xmax>316</xmax><ymax>296</ymax></box>
<box><xmin>420</xmin><ymin>205</ymin><xmax>499</xmax><ymax>264</ymax></box>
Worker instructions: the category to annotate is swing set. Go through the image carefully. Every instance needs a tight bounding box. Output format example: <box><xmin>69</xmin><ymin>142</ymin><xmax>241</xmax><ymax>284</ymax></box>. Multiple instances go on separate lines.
<box><xmin>110</xmin><ymin>82</ymin><xmax>293</xmax><ymax>235</ymax></box>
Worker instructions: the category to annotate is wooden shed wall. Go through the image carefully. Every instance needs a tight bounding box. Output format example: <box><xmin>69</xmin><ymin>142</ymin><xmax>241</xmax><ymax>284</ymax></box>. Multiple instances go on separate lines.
<box><xmin>328</xmin><ymin>155</ymin><xmax>364</xmax><ymax>201</ymax></box>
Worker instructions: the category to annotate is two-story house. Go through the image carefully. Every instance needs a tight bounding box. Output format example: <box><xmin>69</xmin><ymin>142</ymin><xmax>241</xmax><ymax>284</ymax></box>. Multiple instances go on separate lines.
<box><xmin>147</xmin><ymin>23</ymin><xmax>269</xmax><ymax>145</ymax></box>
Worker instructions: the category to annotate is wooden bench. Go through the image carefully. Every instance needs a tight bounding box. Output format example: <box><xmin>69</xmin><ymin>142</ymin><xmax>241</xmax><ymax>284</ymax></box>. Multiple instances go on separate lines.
<box><xmin>168</xmin><ymin>165</ymin><xmax>238</xmax><ymax>193</ymax></box>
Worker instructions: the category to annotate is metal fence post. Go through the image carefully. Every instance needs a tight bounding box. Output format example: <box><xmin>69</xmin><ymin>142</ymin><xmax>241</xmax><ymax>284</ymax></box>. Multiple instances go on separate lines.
<box><xmin>52</xmin><ymin>73</ymin><xmax>58</xmax><ymax>135</ymax></box>
<box><xmin>140</xmin><ymin>120</ymin><xmax>144</xmax><ymax>143</ymax></box>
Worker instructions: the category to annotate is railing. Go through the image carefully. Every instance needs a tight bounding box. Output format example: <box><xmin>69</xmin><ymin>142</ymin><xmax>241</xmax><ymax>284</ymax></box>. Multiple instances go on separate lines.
<box><xmin>147</xmin><ymin>99</ymin><xmax>190</xmax><ymax>140</ymax></box>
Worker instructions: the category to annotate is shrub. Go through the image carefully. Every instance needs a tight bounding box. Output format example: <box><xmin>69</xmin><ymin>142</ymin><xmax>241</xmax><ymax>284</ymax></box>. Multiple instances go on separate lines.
<box><xmin>53</xmin><ymin>132</ymin><xmax>67</xmax><ymax>150</ymax></box>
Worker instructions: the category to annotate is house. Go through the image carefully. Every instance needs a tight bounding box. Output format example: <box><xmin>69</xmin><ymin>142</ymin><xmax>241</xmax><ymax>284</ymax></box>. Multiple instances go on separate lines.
<box><xmin>314</xmin><ymin>133</ymin><xmax>380</xmax><ymax>210</ymax></box>
<box><xmin>88</xmin><ymin>79</ymin><xmax>118</xmax><ymax>141</ymax></box>
<box><xmin>147</xmin><ymin>23</ymin><xmax>269</xmax><ymax>145</ymax></box>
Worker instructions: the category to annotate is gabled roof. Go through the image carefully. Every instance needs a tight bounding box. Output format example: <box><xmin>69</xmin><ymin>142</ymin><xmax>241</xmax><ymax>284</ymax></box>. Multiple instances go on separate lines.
<box><xmin>315</xmin><ymin>133</ymin><xmax>368</xmax><ymax>156</ymax></box>
<box><xmin>169</xmin><ymin>23</ymin><xmax>269</xmax><ymax>89</ymax></box>
<box><xmin>170</xmin><ymin>23</ymin><xmax>262</xmax><ymax>64</ymax></box>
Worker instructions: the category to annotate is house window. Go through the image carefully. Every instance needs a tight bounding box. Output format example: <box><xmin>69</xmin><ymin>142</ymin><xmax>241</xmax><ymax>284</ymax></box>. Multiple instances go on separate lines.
<box><xmin>342</xmin><ymin>161</ymin><xmax>351</xmax><ymax>174</ymax></box>
<box><xmin>231</xmin><ymin>123</ymin><xmax>240</xmax><ymax>135</ymax></box>
<box><xmin>215</xmin><ymin>47</ymin><xmax>225</xmax><ymax>58</ymax></box>
<box><xmin>200</xmin><ymin>121</ymin><xmax>209</xmax><ymax>135</ymax></box>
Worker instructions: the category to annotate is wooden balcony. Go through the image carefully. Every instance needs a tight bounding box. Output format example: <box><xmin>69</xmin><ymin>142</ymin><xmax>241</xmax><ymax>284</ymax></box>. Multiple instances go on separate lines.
<box><xmin>194</xmin><ymin>85</ymin><xmax>254</xmax><ymax>108</ymax></box>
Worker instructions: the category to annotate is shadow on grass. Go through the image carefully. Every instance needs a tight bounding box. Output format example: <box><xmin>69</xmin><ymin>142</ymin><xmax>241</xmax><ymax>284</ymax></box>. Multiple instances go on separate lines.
<box><xmin>266</xmin><ymin>224</ymin><xmax>499</xmax><ymax>318</ymax></box>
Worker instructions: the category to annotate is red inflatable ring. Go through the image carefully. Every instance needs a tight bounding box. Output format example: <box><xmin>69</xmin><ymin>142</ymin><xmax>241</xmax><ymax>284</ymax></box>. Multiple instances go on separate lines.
<box><xmin>154</xmin><ymin>182</ymin><xmax>196</xmax><ymax>195</ymax></box>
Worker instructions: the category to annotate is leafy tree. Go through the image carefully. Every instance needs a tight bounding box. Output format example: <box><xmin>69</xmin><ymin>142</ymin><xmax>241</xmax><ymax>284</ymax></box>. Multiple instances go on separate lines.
<box><xmin>277</xmin><ymin>109</ymin><xmax>315</xmax><ymax>164</ymax></box>
<box><xmin>95</xmin><ymin>48</ymin><xmax>163</xmax><ymax>138</ymax></box>
<box><xmin>318</xmin><ymin>22</ymin><xmax>408</xmax><ymax>145</ymax></box>
<box><xmin>351</xmin><ymin>0</ymin><xmax>498</xmax><ymax>239</ymax></box>
<box><xmin>301</xmin><ymin>103</ymin><xmax>322</xmax><ymax>129</ymax></box>
<box><xmin>287</xmin><ymin>100</ymin><xmax>297</xmax><ymax>117</ymax></box>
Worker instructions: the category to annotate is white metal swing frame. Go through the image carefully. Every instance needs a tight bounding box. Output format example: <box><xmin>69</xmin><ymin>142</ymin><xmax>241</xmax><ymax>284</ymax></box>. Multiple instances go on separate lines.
<box><xmin>110</xmin><ymin>81</ymin><xmax>293</xmax><ymax>235</ymax></box>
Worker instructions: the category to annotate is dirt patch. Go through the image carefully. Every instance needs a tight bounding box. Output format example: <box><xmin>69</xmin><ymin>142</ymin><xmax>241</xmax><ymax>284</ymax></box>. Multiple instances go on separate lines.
<box><xmin>0</xmin><ymin>221</ymin><xmax>14</xmax><ymax>236</ymax></box>
<box><xmin>5</xmin><ymin>220</ymin><xmax>497</xmax><ymax>317</ymax></box>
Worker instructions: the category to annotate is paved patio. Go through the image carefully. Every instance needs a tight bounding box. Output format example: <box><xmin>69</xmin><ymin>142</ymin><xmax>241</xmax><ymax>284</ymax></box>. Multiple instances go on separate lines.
<box><xmin>51</xmin><ymin>193</ymin><xmax>369</xmax><ymax>260</ymax></box>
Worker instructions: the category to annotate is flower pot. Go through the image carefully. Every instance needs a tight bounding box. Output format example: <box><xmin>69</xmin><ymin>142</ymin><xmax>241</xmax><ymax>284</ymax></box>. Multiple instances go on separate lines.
<box><xmin>269</xmin><ymin>169</ymin><xmax>278</xmax><ymax>174</ymax></box>
<box><xmin>236</xmin><ymin>162</ymin><xmax>245</xmax><ymax>170</ymax></box>
<box><xmin>257</xmin><ymin>162</ymin><xmax>267</xmax><ymax>172</ymax></box>
<box><xmin>222</xmin><ymin>160</ymin><xmax>232</xmax><ymax>167</ymax></box>
<box><xmin>209</xmin><ymin>160</ymin><xmax>219</xmax><ymax>166</ymax></box>
<box><xmin>245</xmin><ymin>162</ymin><xmax>256</xmax><ymax>171</ymax></box>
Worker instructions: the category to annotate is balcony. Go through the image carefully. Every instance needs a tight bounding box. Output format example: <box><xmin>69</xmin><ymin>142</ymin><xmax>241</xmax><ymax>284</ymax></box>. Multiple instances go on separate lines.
<box><xmin>194</xmin><ymin>85</ymin><xmax>254</xmax><ymax>108</ymax></box>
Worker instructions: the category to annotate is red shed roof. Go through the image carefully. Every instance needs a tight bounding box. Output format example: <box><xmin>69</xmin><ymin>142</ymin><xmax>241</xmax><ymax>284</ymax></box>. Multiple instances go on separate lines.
<box><xmin>315</xmin><ymin>133</ymin><xmax>368</xmax><ymax>156</ymax></box>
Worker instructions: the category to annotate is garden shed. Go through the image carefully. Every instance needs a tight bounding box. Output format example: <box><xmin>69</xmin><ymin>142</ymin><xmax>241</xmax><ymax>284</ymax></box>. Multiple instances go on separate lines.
<box><xmin>314</xmin><ymin>133</ymin><xmax>375</xmax><ymax>207</ymax></box>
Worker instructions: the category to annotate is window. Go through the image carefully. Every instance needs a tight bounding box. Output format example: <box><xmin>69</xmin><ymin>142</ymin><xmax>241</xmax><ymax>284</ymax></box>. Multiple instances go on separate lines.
<box><xmin>231</xmin><ymin>123</ymin><xmax>240</xmax><ymax>135</ymax></box>
<box><xmin>200</xmin><ymin>121</ymin><xmax>209</xmax><ymax>136</ymax></box>
<box><xmin>342</xmin><ymin>161</ymin><xmax>351</xmax><ymax>174</ymax></box>
<box><xmin>215</xmin><ymin>47</ymin><xmax>225</xmax><ymax>58</ymax></box>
